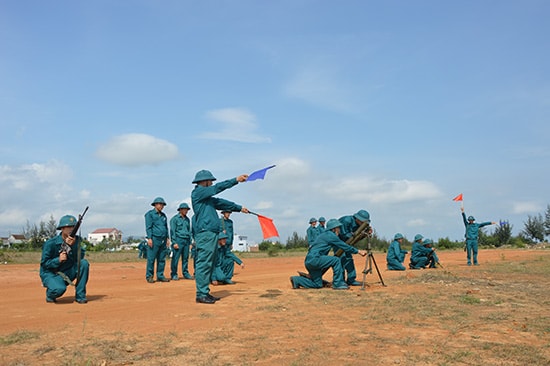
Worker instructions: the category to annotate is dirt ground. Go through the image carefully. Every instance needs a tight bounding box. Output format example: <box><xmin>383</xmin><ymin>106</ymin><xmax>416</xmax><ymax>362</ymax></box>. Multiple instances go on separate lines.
<box><xmin>1</xmin><ymin>249</ymin><xmax>549</xmax><ymax>366</ymax></box>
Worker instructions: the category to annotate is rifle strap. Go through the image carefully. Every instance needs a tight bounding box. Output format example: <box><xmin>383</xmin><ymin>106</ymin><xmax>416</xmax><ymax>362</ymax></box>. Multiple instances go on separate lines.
<box><xmin>58</xmin><ymin>271</ymin><xmax>75</xmax><ymax>286</ymax></box>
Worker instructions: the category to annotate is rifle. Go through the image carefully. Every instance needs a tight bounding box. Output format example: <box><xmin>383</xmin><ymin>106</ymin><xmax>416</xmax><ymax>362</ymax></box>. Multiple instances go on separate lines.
<box><xmin>334</xmin><ymin>220</ymin><xmax>371</xmax><ymax>257</ymax></box>
<box><xmin>59</xmin><ymin>206</ymin><xmax>89</xmax><ymax>286</ymax></box>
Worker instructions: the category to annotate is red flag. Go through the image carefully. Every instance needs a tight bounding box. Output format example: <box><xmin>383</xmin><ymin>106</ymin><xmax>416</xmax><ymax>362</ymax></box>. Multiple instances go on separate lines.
<box><xmin>256</xmin><ymin>215</ymin><xmax>279</xmax><ymax>239</ymax></box>
<box><xmin>452</xmin><ymin>193</ymin><xmax>463</xmax><ymax>202</ymax></box>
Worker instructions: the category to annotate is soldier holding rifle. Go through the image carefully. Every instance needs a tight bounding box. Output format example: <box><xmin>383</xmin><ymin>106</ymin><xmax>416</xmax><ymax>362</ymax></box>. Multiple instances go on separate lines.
<box><xmin>290</xmin><ymin>219</ymin><xmax>367</xmax><ymax>289</ymax></box>
<box><xmin>40</xmin><ymin>213</ymin><xmax>89</xmax><ymax>304</ymax></box>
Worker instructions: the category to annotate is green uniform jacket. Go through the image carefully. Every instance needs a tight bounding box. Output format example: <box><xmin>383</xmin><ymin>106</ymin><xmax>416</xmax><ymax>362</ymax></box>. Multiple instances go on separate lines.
<box><xmin>220</xmin><ymin>217</ymin><xmax>234</xmax><ymax>246</ymax></box>
<box><xmin>306</xmin><ymin>230</ymin><xmax>358</xmax><ymax>261</ymax></box>
<box><xmin>191</xmin><ymin>178</ymin><xmax>242</xmax><ymax>234</ymax></box>
<box><xmin>462</xmin><ymin>213</ymin><xmax>492</xmax><ymax>240</ymax></box>
<box><xmin>40</xmin><ymin>234</ymin><xmax>85</xmax><ymax>282</ymax></box>
<box><xmin>170</xmin><ymin>214</ymin><xmax>191</xmax><ymax>244</ymax></box>
<box><xmin>145</xmin><ymin>209</ymin><xmax>168</xmax><ymax>239</ymax></box>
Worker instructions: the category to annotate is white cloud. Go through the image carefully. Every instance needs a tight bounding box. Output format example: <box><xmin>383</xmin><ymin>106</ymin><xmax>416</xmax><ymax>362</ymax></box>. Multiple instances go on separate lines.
<box><xmin>200</xmin><ymin>108</ymin><xmax>271</xmax><ymax>143</ymax></box>
<box><xmin>511</xmin><ymin>201</ymin><xmax>542</xmax><ymax>214</ymax></box>
<box><xmin>96</xmin><ymin>133</ymin><xmax>179</xmax><ymax>166</ymax></box>
<box><xmin>323</xmin><ymin>177</ymin><xmax>443</xmax><ymax>204</ymax></box>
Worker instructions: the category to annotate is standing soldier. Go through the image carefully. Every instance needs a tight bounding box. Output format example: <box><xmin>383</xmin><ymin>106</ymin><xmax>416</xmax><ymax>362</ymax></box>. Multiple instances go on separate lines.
<box><xmin>144</xmin><ymin>197</ymin><xmax>171</xmax><ymax>283</ymax></box>
<box><xmin>306</xmin><ymin>218</ymin><xmax>319</xmax><ymax>246</ymax></box>
<box><xmin>461</xmin><ymin>207</ymin><xmax>496</xmax><ymax>266</ymax></box>
<box><xmin>337</xmin><ymin>209</ymin><xmax>372</xmax><ymax>286</ymax></box>
<box><xmin>40</xmin><ymin>215</ymin><xmax>90</xmax><ymax>304</ymax></box>
<box><xmin>317</xmin><ymin>217</ymin><xmax>327</xmax><ymax>233</ymax></box>
<box><xmin>191</xmin><ymin>170</ymin><xmax>249</xmax><ymax>304</ymax></box>
<box><xmin>170</xmin><ymin>203</ymin><xmax>193</xmax><ymax>280</ymax></box>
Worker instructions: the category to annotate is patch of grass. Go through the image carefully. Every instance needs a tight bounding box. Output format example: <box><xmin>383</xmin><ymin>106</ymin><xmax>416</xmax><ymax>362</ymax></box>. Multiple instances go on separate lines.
<box><xmin>459</xmin><ymin>294</ymin><xmax>481</xmax><ymax>304</ymax></box>
<box><xmin>0</xmin><ymin>330</ymin><xmax>40</xmax><ymax>345</ymax></box>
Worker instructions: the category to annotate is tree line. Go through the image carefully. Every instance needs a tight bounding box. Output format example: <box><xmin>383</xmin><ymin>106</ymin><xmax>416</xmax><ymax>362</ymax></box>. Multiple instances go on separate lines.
<box><xmin>5</xmin><ymin>204</ymin><xmax>550</xmax><ymax>252</ymax></box>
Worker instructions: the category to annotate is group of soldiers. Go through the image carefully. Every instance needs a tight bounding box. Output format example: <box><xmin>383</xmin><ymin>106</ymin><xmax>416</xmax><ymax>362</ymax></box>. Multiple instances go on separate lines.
<box><xmin>290</xmin><ymin>210</ymin><xmax>372</xmax><ymax>290</ymax></box>
<box><xmin>291</xmin><ymin>207</ymin><xmax>496</xmax><ymax>290</ymax></box>
<box><xmin>144</xmin><ymin>197</ymin><xmax>243</xmax><ymax>285</ymax></box>
<box><xmin>386</xmin><ymin>233</ymin><xmax>441</xmax><ymax>271</ymax></box>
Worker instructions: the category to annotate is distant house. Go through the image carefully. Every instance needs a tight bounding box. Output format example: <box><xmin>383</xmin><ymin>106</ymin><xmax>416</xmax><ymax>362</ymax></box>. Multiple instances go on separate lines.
<box><xmin>87</xmin><ymin>228</ymin><xmax>123</xmax><ymax>245</ymax></box>
<box><xmin>8</xmin><ymin>234</ymin><xmax>26</xmax><ymax>246</ymax></box>
<box><xmin>1</xmin><ymin>237</ymin><xmax>9</xmax><ymax>248</ymax></box>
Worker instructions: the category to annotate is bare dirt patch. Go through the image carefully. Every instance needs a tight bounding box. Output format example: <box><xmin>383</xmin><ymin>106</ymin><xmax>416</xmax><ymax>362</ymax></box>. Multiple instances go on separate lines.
<box><xmin>1</xmin><ymin>249</ymin><xmax>549</xmax><ymax>365</ymax></box>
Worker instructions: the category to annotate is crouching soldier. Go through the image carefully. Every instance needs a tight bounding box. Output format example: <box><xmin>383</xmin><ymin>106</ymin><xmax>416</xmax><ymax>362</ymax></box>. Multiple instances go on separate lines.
<box><xmin>290</xmin><ymin>219</ymin><xmax>367</xmax><ymax>290</ymax></box>
<box><xmin>386</xmin><ymin>233</ymin><xmax>408</xmax><ymax>271</ymax></box>
<box><xmin>410</xmin><ymin>236</ymin><xmax>439</xmax><ymax>269</ymax></box>
<box><xmin>40</xmin><ymin>215</ymin><xmax>90</xmax><ymax>304</ymax></box>
<box><xmin>211</xmin><ymin>233</ymin><xmax>244</xmax><ymax>285</ymax></box>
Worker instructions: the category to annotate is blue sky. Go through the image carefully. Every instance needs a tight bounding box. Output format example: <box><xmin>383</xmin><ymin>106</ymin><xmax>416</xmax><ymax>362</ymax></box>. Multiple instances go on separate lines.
<box><xmin>1</xmin><ymin>1</ymin><xmax>549</xmax><ymax>244</ymax></box>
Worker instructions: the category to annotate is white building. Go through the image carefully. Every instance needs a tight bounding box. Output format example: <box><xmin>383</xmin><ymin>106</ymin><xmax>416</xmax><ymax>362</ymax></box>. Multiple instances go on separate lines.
<box><xmin>88</xmin><ymin>228</ymin><xmax>123</xmax><ymax>245</ymax></box>
<box><xmin>232</xmin><ymin>234</ymin><xmax>250</xmax><ymax>252</ymax></box>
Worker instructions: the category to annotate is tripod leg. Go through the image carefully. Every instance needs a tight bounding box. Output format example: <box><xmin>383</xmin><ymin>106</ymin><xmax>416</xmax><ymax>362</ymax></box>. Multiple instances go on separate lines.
<box><xmin>360</xmin><ymin>255</ymin><xmax>371</xmax><ymax>290</ymax></box>
<box><xmin>370</xmin><ymin>254</ymin><xmax>386</xmax><ymax>287</ymax></box>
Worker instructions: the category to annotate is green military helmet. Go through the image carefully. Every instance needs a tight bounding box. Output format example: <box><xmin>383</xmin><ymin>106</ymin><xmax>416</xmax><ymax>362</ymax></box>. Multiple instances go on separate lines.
<box><xmin>57</xmin><ymin>215</ymin><xmax>77</xmax><ymax>229</ymax></box>
<box><xmin>354</xmin><ymin>209</ymin><xmax>370</xmax><ymax>223</ymax></box>
<box><xmin>326</xmin><ymin>219</ymin><xmax>342</xmax><ymax>231</ymax></box>
<box><xmin>318</xmin><ymin>217</ymin><xmax>326</xmax><ymax>222</ymax></box>
<box><xmin>468</xmin><ymin>216</ymin><xmax>475</xmax><ymax>221</ymax></box>
<box><xmin>423</xmin><ymin>238</ymin><xmax>433</xmax><ymax>245</ymax></box>
<box><xmin>218</xmin><ymin>233</ymin><xmax>229</xmax><ymax>240</ymax></box>
<box><xmin>394</xmin><ymin>233</ymin><xmax>404</xmax><ymax>240</ymax></box>
<box><xmin>192</xmin><ymin>170</ymin><xmax>217</xmax><ymax>184</ymax></box>
<box><xmin>309</xmin><ymin>217</ymin><xmax>317</xmax><ymax>224</ymax></box>
<box><xmin>177</xmin><ymin>202</ymin><xmax>190</xmax><ymax>211</ymax></box>
<box><xmin>151</xmin><ymin>197</ymin><xmax>166</xmax><ymax>206</ymax></box>
<box><xmin>414</xmin><ymin>234</ymin><xmax>423</xmax><ymax>242</ymax></box>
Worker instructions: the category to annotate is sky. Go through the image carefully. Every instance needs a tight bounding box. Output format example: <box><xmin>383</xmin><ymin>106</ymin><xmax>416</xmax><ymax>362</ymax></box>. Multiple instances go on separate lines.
<box><xmin>1</xmin><ymin>1</ymin><xmax>549</xmax><ymax>244</ymax></box>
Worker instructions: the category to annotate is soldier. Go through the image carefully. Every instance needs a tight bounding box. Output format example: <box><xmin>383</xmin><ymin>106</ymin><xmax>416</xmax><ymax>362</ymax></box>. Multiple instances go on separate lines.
<box><xmin>306</xmin><ymin>217</ymin><xmax>319</xmax><ymax>246</ymax></box>
<box><xmin>386</xmin><ymin>233</ymin><xmax>408</xmax><ymax>271</ymax></box>
<box><xmin>191</xmin><ymin>169</ymin><xmax>249</xmax><ymax>304</ymax></box>
<box><xmin>409</xmin><ymin>234</ymin><xmax>438</xmax><ymax>269</ymax></box>
<box><xmin>170</xmin><ymin>203</ymin><xmax>193</xmax><ymax>280</ymax></box>
<box><xmin>211</xmin><ymin>233</ymin><xmax>244</xmax><ymax>285</ymax></box>
<box><xmin>144</xmin><ymin>197</ymin><xmax>171</xmax><ymax>283</ymax></box>
<box><xmin>137</xmin><ymin>239</ymin><xmax>148</xmax><ymax>259</ymax></box>
<box><xmin>290</xmin><ymin>219</ymin><xmax>367</xmax><ymax>289</ymax></box>
<box><xmin>461</xmin><ymin>207</ymin><xmax>496</xmax><ymax>266</ymax></box>
<box><xmin>337</xmin><ymin>209</ymin><xmax>372</xmax><ymax>286</ymax></box>
<box><xmin>317</xmin><ymin>217</ymin><xmax>327</xmax><ymax>233</ymax></box>
<box><xmin>40</xmin><ymin>215</ymin><xmax>89</xmax><ymax>304</ymax></box>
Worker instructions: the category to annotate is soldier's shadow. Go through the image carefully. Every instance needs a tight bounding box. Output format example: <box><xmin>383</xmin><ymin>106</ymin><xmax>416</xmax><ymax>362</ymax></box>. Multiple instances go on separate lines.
<box><xmin>55</xmin><ymin>294</ymin><xmax>107</xmax><ymax>304</ymax></box>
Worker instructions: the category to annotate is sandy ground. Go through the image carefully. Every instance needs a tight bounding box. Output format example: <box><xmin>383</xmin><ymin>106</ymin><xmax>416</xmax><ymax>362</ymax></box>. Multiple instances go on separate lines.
<box><xmin>1</xmin><ymin>249</ymin><xmax>549</xmax><ymax>365</ymax></box>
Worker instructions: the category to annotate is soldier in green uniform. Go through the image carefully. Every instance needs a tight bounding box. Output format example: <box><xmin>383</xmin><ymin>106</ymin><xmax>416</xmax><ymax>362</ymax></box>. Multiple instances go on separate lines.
<box><xmin>191</xmin><ymin>170</ymin><xmax>249</xmax><ymax>304</ymax></box>
<box><xmin>290</xmin><ymin>219</ymin><xmax>367</xmax><ymax>289</ymax></box>
<box><xmin>337</xmin><ymin>209</ymin><xmax>372</xmax><ymax>286</ymax></box>
<box><xmin>40</xmin><ymin>215</ymin><xmax>89</xmax><ymax>304</ymax></box>
<box><xmin>409</xmin><ymin>234</ymin><xmax>438</xmax><ymax>269</ymax></box>
<box><xmin>461</xmin><ymin>207</ymin><xmax>495</xmax><ymax>266</ymax></box>
<box><xmin>170</xmin><ymin>203</ymin><xmax>193</xmax><ymax>280</ymax></box>
<box><xmin>386</xmin><ymin>233</ymin><xmax>408</xmax><ymax>271</ymax></box>
<box><xmin>144</xmin><ymin>197</ymin><xmax>171</xmax><ymax>283</ymax></box>
<box><xmin>306</xmin><ymin>217</ymin><xmax>319</xmax><ymax>246</ymax></box>
<box><xmin>211</xmin><ymin>233</ymin><xmax>244</xmax><ymax>285</ymax></box>
<box><xmin>317</xmin><ymin>217</ymin><xmax>327</xmax><ymax>233</ymax></box>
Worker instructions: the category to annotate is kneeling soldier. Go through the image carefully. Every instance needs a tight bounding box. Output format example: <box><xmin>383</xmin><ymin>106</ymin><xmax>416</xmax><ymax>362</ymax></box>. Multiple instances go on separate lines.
<box><xmin>290</xmin><ymin>219</ymin><xmax>367</xmax><ymax>290</ymax></box>
<box><xmin>40</xmin><ymin>215</ymin><xmax>90</xmax><ymax>304</ymax></box>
